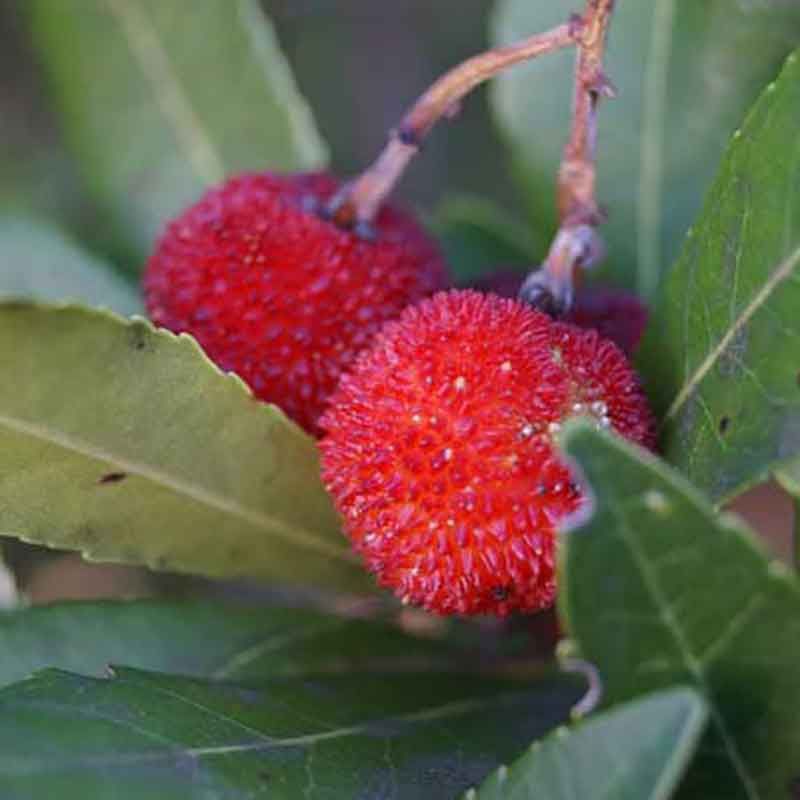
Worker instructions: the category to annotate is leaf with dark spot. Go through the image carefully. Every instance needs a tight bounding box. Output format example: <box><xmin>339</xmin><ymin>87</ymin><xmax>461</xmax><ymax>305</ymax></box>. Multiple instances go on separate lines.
<box><xmin>0</xmin><ymin>304</ymin><xmax>368</xmax><ymax>592</ymax></box>
<box><xmin>639</xmin><ymin>50</ymin><xmax>800</xmax><ymax>503</ymax></box>
<box><xmin>98</xmin><ymin>472</ymin><xmax>127</xmax><ymax>485</ymax></box>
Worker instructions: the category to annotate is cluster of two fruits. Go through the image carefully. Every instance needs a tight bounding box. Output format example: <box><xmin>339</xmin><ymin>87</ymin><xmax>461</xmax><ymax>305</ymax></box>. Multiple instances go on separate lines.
<box><xmin>143</xmin><ymin>170</ymin><xmax>655</xmax><ymax>617</ymax></box>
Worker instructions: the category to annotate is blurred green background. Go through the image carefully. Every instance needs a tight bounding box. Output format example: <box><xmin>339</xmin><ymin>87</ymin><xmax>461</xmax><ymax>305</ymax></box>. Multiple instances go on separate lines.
<box><xmin>0</xmin><ymin>0</ymin><xmax>515</xmax><ymax>259</ymax></box>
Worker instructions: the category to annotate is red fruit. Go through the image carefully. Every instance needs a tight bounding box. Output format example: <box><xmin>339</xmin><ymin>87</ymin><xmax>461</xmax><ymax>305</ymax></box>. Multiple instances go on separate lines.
<box><xmin>566</xmin><ymin>287</ymin><xmax>649</xmax><ymax>357</ymax></box>
<box><xmin>471</xmin><ymin>270</ymin><xmax>649</xmax><ymax>356</ymax></box>
<box><xmin>144</xmin><ymin>172</ymin><xmax>448</xmax><ymax>435</ymax></box>
<box><xmin>320</xmin><ymin>290</ymin><xmax>655</xmax><ymax>616</ymax></box>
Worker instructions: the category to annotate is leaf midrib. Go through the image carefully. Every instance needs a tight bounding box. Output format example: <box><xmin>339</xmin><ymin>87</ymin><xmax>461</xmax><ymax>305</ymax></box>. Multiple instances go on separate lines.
<box><xmin>1</xmin><ymin>684</ymin><xmax>521</xmax><ymax>773</ymax></box>
<box><xmin>0</xmin><ymin>411</ymin><xmax>355</xmax><ymax>563</ymax></box>
<box><xmin>609</xmin><ymin>493</ymin><xmax>762</xmax><ymax>799</ymax></box>
<box><xmin>103</xmin><ymin>0</ymin><xmax>225</xmax><ymax>185</ymax></box>
<box><xmin>665</xmin><ymin>242</ymin><xmax>800</xmax><ymax>422</ymax></box>
<box><xmin>594</xmin><ymin>698</ymin><xmax>704</xmax><ymax>800</ymax></box>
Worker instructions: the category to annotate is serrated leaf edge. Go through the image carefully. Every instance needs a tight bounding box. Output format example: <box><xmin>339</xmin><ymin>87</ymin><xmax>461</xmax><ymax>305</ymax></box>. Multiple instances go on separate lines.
<box><xmin>0</xmin><ymin>301</ymin><xmax>356</xmax><ymax>565</ymax></box>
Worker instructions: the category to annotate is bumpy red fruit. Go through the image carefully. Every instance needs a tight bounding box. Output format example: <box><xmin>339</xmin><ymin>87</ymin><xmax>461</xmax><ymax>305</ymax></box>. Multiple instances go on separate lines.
<box><xmin>144</xmin><ymin>172</ymin><xmax>448</xmax><ymax>434</ymax></box>
<box><xmin>320</xmin><ymin>290</ymin><xmax>655</xmax><ymax>616</ymax></box>
<box><xmin>472</xmin><ymin>270</ymin><xmax>649</xmax><ymax>356</ymax></box>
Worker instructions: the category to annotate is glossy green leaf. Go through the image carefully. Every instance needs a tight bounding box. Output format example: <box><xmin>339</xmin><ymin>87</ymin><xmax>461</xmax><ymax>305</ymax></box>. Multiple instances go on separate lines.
<box><xmin>431</xmin><ymin>195</ymin><xmax>537</xmax><ymax>284</ymax></box>
<box><xmin>559</xmin><ymin>422</ymin><xmax>800</xmax><ymax>800</ymax></box>
<box><xmin>638</xmin><ymin>50</ymin><xmax>800</xmax><ymax>504</ymax></box>
<box><xmin>0</xmin><ymin>304</ymin><xmax>369</xmax><ymax>592</ymax></box>
<box><xmin>0</xmin><ymin>666</ymin><xmax>581</xmax><ymax>799</ymax></box>
<box><xmin>0</xmin><ymin>600</ymin><xmax>475</xmax><ymax>688</ymax></box>
<box><xmin>0</xmin><ymin>217</ymin><xmax>141</xmax><ymax>315</ymax></box>
<box><xmin>491</xmin><ymin>1</ymin><xmax>800</xmax><ymax>295</ymax></box>
<box><xmin>29</xmin><ymin>0</ymin><xmax>328</xmax><ymax>264</ymax></box>
<box><xmin>472</xmin><ymin>688</ymin><xmax>707</xmax><ymax>800</ymax></box>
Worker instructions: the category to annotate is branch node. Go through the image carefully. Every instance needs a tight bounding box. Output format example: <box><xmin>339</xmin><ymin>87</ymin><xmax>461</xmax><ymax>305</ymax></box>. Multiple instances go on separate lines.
<box><xmin>395</xmin><ymin>124</ymin><xmax>423</xmax><ymax>150</ymax></box>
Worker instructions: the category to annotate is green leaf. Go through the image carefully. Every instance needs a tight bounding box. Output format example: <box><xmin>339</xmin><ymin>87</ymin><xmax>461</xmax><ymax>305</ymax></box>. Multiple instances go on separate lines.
<box><xmin>472</xmin><ymin>688</ymin><xmax>707</xmax><ymax>800</ymax></box>
<box><xmin>431</xmin><ymin>195</ymin><xmax>537</xmax><ymax>284</ymax></box>
<box><xmin>0</xmin><ymin>304</ymin><xmax>369</xmax><ymax>592</ymax></box>
<box><xmin>491</xmin><ymin>1</ymin><xmax>800</xmax><ymax>295</ymax></box>
<box><xmin>0</xmin><ymin>600</ymin><xmax>475</xmax><ymax>688</ymax></box>
<box><xmin>29</xmin><ymin>0</ymin><xmax>328</xmax><ymax>265</ymax></box>
<box><xmin>0</xmin><ymin>216</ymin><xmax>141</xmax><ymax>315</ymax></box>
<box><xmin>638</xmin><ymin>50</ymin><xmax>800</xmax><ymax>504</ymax></box>
<box><xmin>0</xmin><ymin>666</ymin><xmax>582</xmax><ymax>799</ymax></box>
<box><xmin>559</xmin><ymin>422</ymin><xmax>800</xmax><ymax>800</ymax></box>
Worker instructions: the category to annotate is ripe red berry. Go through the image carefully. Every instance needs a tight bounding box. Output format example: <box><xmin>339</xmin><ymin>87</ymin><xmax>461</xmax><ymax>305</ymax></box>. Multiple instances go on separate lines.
<box><xmin>471</xmin><ymin>269</ymin><xmax>649</xmax><ymax>355</ymax></box>
<box><xmin>320</xmin><ymin>290</ymin><xmax>655</xmax><ymax>616</ymax></box>
<box><xmin>144</xmin><ymin>172</ymin><xmax>448</xmax><ymax>434</ymax></box>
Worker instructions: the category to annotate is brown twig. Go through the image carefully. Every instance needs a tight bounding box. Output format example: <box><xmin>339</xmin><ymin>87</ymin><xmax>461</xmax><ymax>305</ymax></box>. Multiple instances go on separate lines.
<box><xmin>521</xmin><ymin>0</ymin><xmax>616</xmax><ymax>314</ymax></box>
<box><xmin>326</xmin><ymin>22</ymin><xmax>580</xmax><ymax>230</ymax></box>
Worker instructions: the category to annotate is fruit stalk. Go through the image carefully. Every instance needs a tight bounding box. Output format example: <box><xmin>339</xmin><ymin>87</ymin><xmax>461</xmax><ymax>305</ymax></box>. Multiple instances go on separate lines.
<box><xmin>327</xmin><ymin>22</ymin><xmax>580</xmax><ymax>229</ymax></box>
<box><xmin>521</xmin><ymin>0</ymin><xmax>616</xmax><ymax>314</ymax></box>
<box><xmin>558</xmin><ymin>0</ymin><xmax>616</xmax><ymax>227</ymax></box>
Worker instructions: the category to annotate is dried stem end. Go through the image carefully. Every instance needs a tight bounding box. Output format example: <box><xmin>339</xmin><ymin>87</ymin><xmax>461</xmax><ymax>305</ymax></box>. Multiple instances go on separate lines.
<box><xmin>523</xmin><ymin>0</ymin><xmax>617</xmax><ymax>316</ymax></box>
<box><xmin>519</xmin><ymin>226</ymin><xmax>606</xmax><ymax>316</ymax></box>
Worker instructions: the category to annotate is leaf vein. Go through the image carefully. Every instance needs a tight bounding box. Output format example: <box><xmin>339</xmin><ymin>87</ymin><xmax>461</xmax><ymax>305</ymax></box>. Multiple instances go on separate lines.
<box><xmin>609</xmin><ymin>495</ymin><xmax>762</xmax><ymax>800</ymax></box>
<box><xmin>0</xmin><ymin>411</ymin><xmax>354</xmax><ymax>563</ymax></box>
<box><xmin>666</xmin><ymin>243</ymin><xmax>800</xmax><ymax>422</ymax></box>
<box><xmin>103</xmin><ymin>0</ymin><xmax>225</xmax><ymax>185</ymax></box>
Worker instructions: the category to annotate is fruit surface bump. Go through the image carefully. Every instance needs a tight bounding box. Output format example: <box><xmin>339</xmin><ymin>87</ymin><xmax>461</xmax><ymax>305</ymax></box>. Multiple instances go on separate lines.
<box><xmin>320</xmin><ymin>290</ymin><xmax>656</xmax><ymax>616</ymax></box>
<box><xmin>144</xmin><ymin>172</ymin><xmax>448</xmax><ymax>434</ymax></box>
